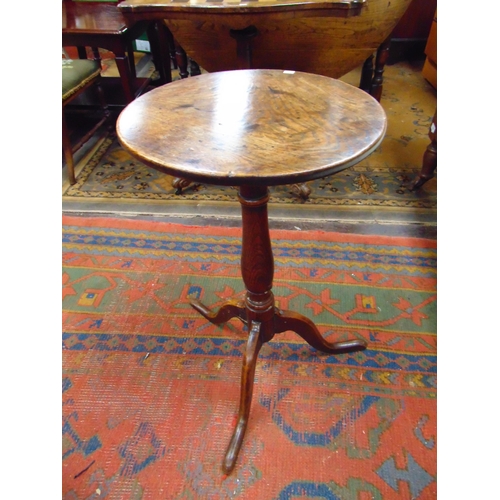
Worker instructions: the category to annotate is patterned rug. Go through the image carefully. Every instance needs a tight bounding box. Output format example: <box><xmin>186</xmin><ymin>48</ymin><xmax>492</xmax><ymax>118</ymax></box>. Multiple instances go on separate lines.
<box><xmin>62</xmin><ymin>215</ymin><xmax>437</xmax><ymax>499</ymax></box>
<box><xmin>62</xmin><ymin>61</ymin><xmax>437</xmax><ymax>225</ymax></box>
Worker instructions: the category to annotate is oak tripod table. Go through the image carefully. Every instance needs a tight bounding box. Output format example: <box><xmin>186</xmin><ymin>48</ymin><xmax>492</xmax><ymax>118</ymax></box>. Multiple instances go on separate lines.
<box><xmin>116</xmin><ymin>69</ymin><xmax>387</xmax><ymax>474</ymax></box>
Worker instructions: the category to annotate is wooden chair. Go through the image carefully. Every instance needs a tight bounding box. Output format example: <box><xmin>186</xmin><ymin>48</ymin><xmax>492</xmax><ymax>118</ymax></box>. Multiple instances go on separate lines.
<box><xmin>62</xmin><ymin>58</ymin><xmax>110</xmax><ymax>184</ymax></box>
<box><xmin>62</xmin><ymin>0</ymin><xmax>172</xmax><ymax>105</ymax></box>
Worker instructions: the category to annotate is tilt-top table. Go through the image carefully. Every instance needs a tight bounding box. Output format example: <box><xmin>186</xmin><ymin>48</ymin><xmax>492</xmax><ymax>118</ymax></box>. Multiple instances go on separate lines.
<box><xmin>116</xmin><ymin>69</ymin><xmax>387</xmax><ymax>474</ymax></box>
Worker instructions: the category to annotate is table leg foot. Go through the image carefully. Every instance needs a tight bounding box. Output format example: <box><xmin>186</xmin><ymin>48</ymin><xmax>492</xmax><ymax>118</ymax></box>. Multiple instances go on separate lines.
<box><xmin>274</xmin><ymin>309</ymin><xmax>367</xmax><ymax>354</ymax></box>
<box><xmin>172</xmin><ymin>177</ymin><xmax>194</xmax><ymax>194</ymax></box>
<box><xmin>222</xmin><ymin>321</ymin><xmax>263</xmax><ymax>474</ymax></box>
<box><xmin>409</xmin><ymin>110</ymin><xmax>437</xmax><ymax>191</ymax></box>
<box><xmin>291</xmin><ymin>182</ymin><xmax>311</xmax><ymax>200</ymax></box>
<box><xmin>191</xmin><ymin>298</ymin><xmax>246</xmax><ymax>325</ymax></box>
<box><xmin>409</xmin><ymin>140</ymin><xmax>437</xmax><ymax>191</ymax></box>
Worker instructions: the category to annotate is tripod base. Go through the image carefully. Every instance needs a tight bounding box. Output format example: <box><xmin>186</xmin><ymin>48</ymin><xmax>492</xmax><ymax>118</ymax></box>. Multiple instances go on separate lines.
<box><xmin>190</xmin><ymin>297</ymin><xmax>367</xmax><ymax>474</ymax></box>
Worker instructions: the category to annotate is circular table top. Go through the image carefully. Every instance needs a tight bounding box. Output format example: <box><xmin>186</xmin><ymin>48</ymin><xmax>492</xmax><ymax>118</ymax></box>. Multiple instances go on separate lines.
<box><xmin>116</xmin><ymin>69</ymin><xmax>387</xmax><ymax>187</ymax></box>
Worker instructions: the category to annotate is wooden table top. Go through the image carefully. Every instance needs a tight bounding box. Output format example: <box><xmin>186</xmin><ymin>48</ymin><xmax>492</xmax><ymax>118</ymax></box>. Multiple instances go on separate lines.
<box><xmin>118</xmin><ymin>0</ymin><xmax>364</xmax><ymax>16</ymax></box>
<box><xmin>62</xmin><ymin>1</ymin><xmax>130</xmax><ymax>35</ymax></box>
<box><xmin>116</xmin><ymin>69</ymin><xmax>386</xmax><ymax>187</ymax></box>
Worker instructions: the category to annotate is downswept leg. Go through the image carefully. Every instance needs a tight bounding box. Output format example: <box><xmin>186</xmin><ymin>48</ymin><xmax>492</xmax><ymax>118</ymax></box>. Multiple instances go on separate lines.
<box><xmin>274</xmin><ymin>309</ymin><xmax>366</xmax><ymax>354</ymax></box>
<box><xmin>223</xmin><ymin>321</ymin><xmax>263</xmax><ymax>474</ymax></box>
<box><xmin>190</xmin><ymin>298</ymin><xmax>246</xmax><ymax>325</ymax></box>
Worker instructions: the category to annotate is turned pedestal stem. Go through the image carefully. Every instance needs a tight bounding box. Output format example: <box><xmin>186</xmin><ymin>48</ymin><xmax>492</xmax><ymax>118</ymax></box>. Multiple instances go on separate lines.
<box><xmin>239</xmin><ymin>185</ymin><xmax>276</xmax><ymax>342</ymax></box>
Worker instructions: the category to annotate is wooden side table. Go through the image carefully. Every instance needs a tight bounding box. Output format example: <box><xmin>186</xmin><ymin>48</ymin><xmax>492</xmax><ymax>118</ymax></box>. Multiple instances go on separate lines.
<box><xmin>116</xmin><ymin>69</ymin><xmax>387</xmax><ymax>474</ymax></box>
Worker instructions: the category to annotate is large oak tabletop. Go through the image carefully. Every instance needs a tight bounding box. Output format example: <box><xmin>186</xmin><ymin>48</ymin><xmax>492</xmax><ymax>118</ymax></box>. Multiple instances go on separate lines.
<box><xmin>118</xmin><ymin>0</ymin><xmax>364</xmax><ymax>17</ymax></box>
<box><xmin>116</xmin><ymin>69</ymin><xmax>386</xmax><ymax>187</ymax></box>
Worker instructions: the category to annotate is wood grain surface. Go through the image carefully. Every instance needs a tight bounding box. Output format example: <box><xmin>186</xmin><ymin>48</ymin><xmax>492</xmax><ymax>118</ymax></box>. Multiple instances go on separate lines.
<box><xmin>116</xmin><ymin>69</ymin><xmax>386</xmax><ymax>186</ymax></box>
<box><xmin>118</xmin><ymin>0</ymin><xmax>363</xmax><ymax>16</ymax></box>
<box><xmin>118</xmin><ymin>0</ymin><xmax>412</xmax><ymax>79</ymax></box>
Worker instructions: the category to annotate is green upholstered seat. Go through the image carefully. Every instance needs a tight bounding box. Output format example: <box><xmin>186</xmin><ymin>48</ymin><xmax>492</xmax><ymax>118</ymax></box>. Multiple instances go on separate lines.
<box><xmin>62</xmin><ymin>59</ymin><xmax>102</xmax><ymax>101</ymax></box>
<box><xmin>62</xmin><ymin>56</ymin><xmax>109</xmax><ymax>185</ymax></box>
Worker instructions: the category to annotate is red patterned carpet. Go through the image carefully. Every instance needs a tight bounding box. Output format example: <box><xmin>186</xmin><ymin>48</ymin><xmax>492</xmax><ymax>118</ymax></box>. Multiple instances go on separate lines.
<box><xmin>62</xmin><ymin>216</ymin><xmax>437</xmax><ymax>499</ymax></box>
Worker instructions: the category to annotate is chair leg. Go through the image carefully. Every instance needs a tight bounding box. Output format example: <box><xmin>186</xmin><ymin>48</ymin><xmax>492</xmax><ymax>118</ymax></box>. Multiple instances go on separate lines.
<box><xmin>411</xmin><ymin>139</ymin><xmax>437</xmax><ymax>190</ymax></box>
<box><xmin>62</xmin><ymin>109</ymin><xmax>76</xmax><ymax>185</ymax></box>
<box><xmin>114</xmin><ymin>54</ymin><xmax>136</xmax><ymax>103</ymax></box>
<box><xmin>174</xmin><ymin>41</ymin><xmax>189</xmax><ymax>79</ymax></box>
<box><xmin>95</xmin><ymin>76</ymin><xmax>111</xmax><ymax>124</ymax></box>
<box><xmin>91</xmin><ymin>47</ymin><xmax>102</xmax><ymax>69</ymax></box>
<box><xmin>77</xmin><ymin>46</ymin><xmax>87</xmax><ymax>60</ymax></box>
<box><xmin>126</xmin><ymin>40</ymin><xmax>137</xmax><ymax>80</ymax></box>
<box><xmin>189</xmin><ymin>58</ymin><xmax>201</xmax><ymax>77</ymax></box>
<box><xmin>164</xmin><ymin>25</ymin><xmax>178</xmax><ymax>69</ymax></box>
<box><xmin>370</xmin><ymin>37</ymin><xmax>391</xmax><ymax>102</ymax></box>
<box><xmin>147</xmin><ymin>21</ymin><xmax>173</xmax><ymax>84</ymax></box>
<box><xmin>359</xmin><ymin>53</ymin><xmax>374</xmax><ymax>93</ymax></box>
<box><xmin>410</xmin><ymin>111</ymin><xmax>437</xmax><ymax>191</ymax></box>
<box><xmin>62</xmin><ymin>75</ymin><xmax>110</xmax><ymax>185</ymax></box>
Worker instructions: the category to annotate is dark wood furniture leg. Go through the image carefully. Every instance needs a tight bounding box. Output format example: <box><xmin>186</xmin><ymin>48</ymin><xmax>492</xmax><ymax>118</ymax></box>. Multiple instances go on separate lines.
<box><xmin>175</xmin><ymin>42</ymin><xmax>190</xmax><ymax>79</ymax></box>
<box><xmin>147</xmin><ymin>21</ymin><xmax>173</xmax><ymax>84</ymax></box>
<box><xmin>62</xmin><ymin>110</ymin><xmax>76</xmax><ymax>185</ymax></box>
<box><xmin>359</xmin><ymin>54</ymin><xmax>374</xmax><ymax>93</ymax></box>
<box><xmin>77</xmin><ymin>46</ymin><xmax>87</xmax><ymax>60</ymax></box>
<box><xmin>230</xmin><ymin>25</ymin><xmax>259</xmax><ymax>69</ymax></box>
<box><xmin>358</xmin><ymin>37</ymin><xmax>391</xmax><ymax>103</ymax></box>
<box><xmin>91</xmin><ymin>47</ymin><xmax>102</xmax><ymax>67</ymax></box>
<box><xmin>410</xmin><ymin>110</ymin><xmax>437</xmax><ymax>190</ymax></box>
<box><xmin>172</xmin><ymin>40</ymin><xmax>192</xmax><ymax>198</ymax></box>
<box><xmin>190</xmin><ymin>185</ymin><xmax>367</xmax><ymax>474</ymax></box>
<box><xmin>164</xmin><ymin>25</ymin><xmax>178</xmax><ymax>69</ymax></box>
<box><xmin>126</xmin><ymin>40</ymin><xmax>137</xmax><ymax>80</ymax></box>
<box><xmin>113</xmin><ymin>51</ymin><xmax>136</xmax><ymax>103</ymax></box>
<box><xmin>63</xmin><ymin>75</ymin><xmax>110</xmax><ymax>185</ymax></box>
<box><xmin>370</xmin><ymin>36</ymin><xmax>391</xmax><ymax>102</ymax></box>
<box><xmin>189</xmin><ymin>58</ymin><xmax>202</xmax><ymax>76</ymax></box>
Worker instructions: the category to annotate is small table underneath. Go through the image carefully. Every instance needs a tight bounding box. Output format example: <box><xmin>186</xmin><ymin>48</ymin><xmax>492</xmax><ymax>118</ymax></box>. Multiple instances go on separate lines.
<box><xmin>116</xmin><ymin>69</ymin><xmax>387</xmax><ymax>474</ymax></box>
